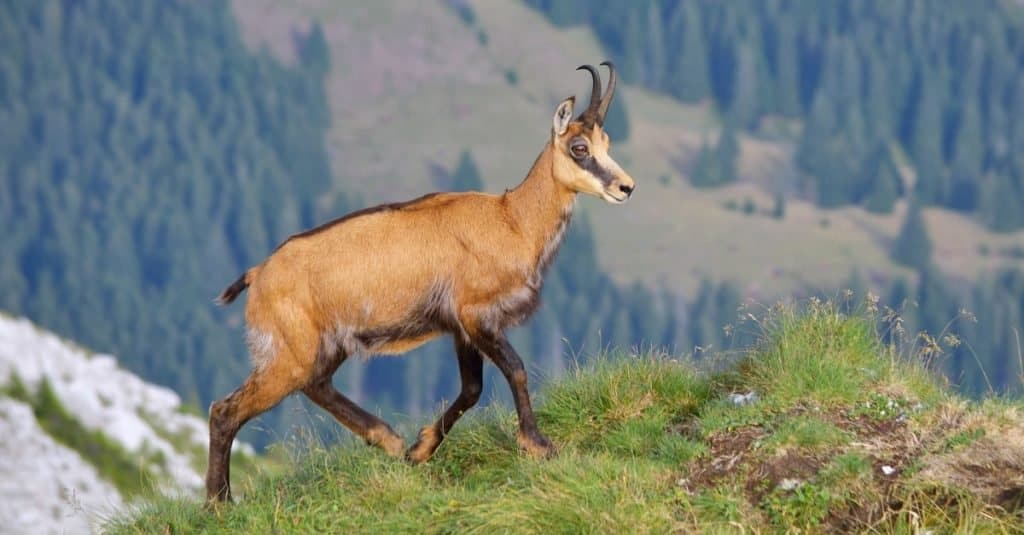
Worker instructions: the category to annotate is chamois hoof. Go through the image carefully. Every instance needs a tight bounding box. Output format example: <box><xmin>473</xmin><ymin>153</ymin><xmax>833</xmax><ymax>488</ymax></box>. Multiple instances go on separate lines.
<box><xmin>517</xmin><ymin>431</ymin><xmax>556</xmax><ymax>459</ymax></box>
<box><xmin>405</xmin><ymin>426</ymin><xmax>441</xmax><ymax>465</ymax></box>
<box><xmin>366</xmin><ymin>425</ymin><xmax>405</xmax><ymax>458</ymax></box>
<box><xmin>204</xmin><ymin>494</ymin><xmax>234</xmax><ymax>512</ymax></box>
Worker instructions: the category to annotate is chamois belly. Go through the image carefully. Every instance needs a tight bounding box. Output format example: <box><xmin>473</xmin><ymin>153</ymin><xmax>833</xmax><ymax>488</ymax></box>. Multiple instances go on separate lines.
<box><xmin>373</xmin><ymin>332</ymin><xmax>444</xmax><ymax>355</ymax></box>
<box><xmin>332</xmin><ymin>278</ymin><xmax>459</xmax><ymax>357</ymax></box>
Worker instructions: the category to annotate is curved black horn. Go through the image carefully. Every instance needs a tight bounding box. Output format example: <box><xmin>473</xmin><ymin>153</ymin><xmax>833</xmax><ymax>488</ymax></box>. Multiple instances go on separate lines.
<box><xmin>576</xmin><ymin>64</ymin><xmax>602</xmax><ymax>125</ymax></box>
<box><xmin>596</xmin><ymin>61</ymin><xmax>617</xmax><ymax>124</ymax></box>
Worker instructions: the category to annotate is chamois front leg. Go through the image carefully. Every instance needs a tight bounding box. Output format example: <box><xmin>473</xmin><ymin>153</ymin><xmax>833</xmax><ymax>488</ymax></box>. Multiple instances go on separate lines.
<box><xmin>472</xmin><ymin>331</ymin><xmax>555</xmax><ymax>459</ymax></box>
<box><xmin>406</xmin><ymin>338</ymin><xmax>484</xmax><ymax>463</ymax></box>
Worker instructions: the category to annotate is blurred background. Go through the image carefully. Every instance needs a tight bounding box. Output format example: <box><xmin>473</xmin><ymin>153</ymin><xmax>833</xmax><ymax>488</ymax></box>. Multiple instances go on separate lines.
<box><xmin>2</xmin><ymin>0</ymin><xmax>1024</xmax><ymax>452</ymax></box>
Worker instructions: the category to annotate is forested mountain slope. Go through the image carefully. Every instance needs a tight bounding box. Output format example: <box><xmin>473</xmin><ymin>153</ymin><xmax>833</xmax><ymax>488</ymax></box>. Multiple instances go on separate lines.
<box><xmin>0</xmin><ymin>0</ymin><xmax>696</xmax><ymax>448</ymax></box>
<box><xmin>228</xmin><ymin>0</ymin><xmax>1024</xmax><ymax>394</ymax></box>
<box><xmin>0</xmin><ymin>0</ymin><xmax>339</xmax><ymax>445</ymax></box>
<box><xmin>529</xmin><ymin>0</ymin><xmax>1024</xmax><ymax>227</ymax></box>
<box><xmin>3</xmin><ymin>0</ymin><xmax>1024</xmax><ymax>451</ymax></box>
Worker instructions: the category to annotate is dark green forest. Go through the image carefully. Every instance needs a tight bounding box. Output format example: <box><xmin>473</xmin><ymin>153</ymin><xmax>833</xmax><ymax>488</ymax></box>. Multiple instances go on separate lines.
<box><xmin>1</xmin><ymin>0</ymin><xmax>337</xmax><ymax>444</ymax></box>
<box><xmin>0</xmin><ymin>0</ymin><xmax>698</xmax><ymax>447</ymax></box>
<box><xmin>528</xmin><ymin>0</ymin><xmax>1024</xmax><ymax>227</ymax></box>
<box><xmin>527</xmin><ymin>0</ymin><xmax>1024</xmax><ymax>394</ymax></box>
<box><xmin>2</xmin><ymin>0</ymin><xmax>1023</xmax><ymax>448</ymax></box>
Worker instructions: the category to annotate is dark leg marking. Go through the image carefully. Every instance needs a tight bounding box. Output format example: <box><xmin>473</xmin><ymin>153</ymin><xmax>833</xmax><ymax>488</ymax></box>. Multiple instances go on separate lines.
<box><xmin>471</xmin><ymin>331</ymin><xmax>554</xmax><ymax>458</ymax></box>
<box><xmin>206</xmin><ymin>368</ymin><xmax>298</xmax><ymax>502</ymax></box>
<box><xmin>303</xmin><ymin>379</ymin><xmax>404</xmax><ymax>457</ymax></box>
<box><xmin>406</xmin><ymin>337</ymin><xmax>484</xmax><ymax>463</ymax></box>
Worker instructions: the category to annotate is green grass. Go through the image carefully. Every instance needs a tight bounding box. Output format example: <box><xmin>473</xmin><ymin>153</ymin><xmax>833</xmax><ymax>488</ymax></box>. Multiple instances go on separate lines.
<box><xmin>3</xmin><ymin>374</ymin><xmax>160</xmax><ymax>498</ymax></box>
<box><xmin>108</xmin><ymin>301</ymin><xmax>1024</xmax><ymax>533</ymax></box>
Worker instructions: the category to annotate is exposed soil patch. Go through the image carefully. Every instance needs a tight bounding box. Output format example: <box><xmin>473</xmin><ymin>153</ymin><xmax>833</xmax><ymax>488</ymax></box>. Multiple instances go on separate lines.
<box><xmin>681</xmin><ymin>425</ymin><xmax>768</xmax><ymax>492</ymax></box>
<box><xmin>917</xmin><ymin>426</ymin><xmax>1024</xmax><ymax>513</ymax></box>
<box><xmin>840</xmin><ymin>413</ymin><xmax>906</xmax><ymax>438</ymax></box>
<box><xmin>679</xmin><ymin>401</ymin><xmax>1024</xmax><ymax>530</ymax></box>
<box><xmin>745</xmin><ymin>450</ymin><xmax>825</xmax><ymax>501</ymax></box>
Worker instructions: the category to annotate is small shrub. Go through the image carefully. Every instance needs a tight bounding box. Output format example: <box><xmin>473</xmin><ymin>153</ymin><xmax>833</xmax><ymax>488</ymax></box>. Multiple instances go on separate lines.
<box><xmin>742</xmin><ymin>197</ymin><xmax>756</xmax><ymax>215</ymax></box>
<box><xmin>942</xmin><ymin>428</ymin><xmax>984</xmax><ymax>452</ymax></box>
<box><xmin>451</xmin><ymin>1</ymin><xmax>475</xmax><ymax>26</ymax></box>
<box><xmin>851</xmin><ymin>392</ymin><xmax>913</xmax><ymax>422</ymax></box>
<box><xmin>766</xmin><ymin>416</ymin><xmax>850</xmax><ymax>451</ymax></box>
<box><xmin>1001</xmin><ymin>245</ymin><xmax>1024</xmax><ymax>259</ymax></box>
<box><xmin>772</xmin><ymin>192</ymin><xmax>786</xmax><ymax>219</ymax></box>
<box><xmin>763</xmin><ymin>482</ymin><xmax>832</xmax><ymax>530</ymax></box>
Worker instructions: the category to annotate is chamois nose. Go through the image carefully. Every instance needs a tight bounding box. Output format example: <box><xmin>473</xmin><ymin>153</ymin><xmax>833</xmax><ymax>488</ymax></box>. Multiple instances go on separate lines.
<box><xmin>618</xmin><ymin>183</ymin><xmax>635</xmax><ymax>197</ymax></box>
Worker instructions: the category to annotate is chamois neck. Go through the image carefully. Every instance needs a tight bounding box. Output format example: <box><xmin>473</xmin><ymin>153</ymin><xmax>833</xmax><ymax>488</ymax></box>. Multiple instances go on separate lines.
<box><xmin>504</xmin><ymin>142</ymin><xmax>576</xmax><ymax>240</ymax></box>
<box><xmin>501</xmin><ymin>142</ymin><xmax>576</xmax><ymax>275</ymax></box>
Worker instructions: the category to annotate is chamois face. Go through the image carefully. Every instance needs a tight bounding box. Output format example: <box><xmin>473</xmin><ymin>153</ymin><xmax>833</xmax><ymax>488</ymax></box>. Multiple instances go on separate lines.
<box><xmin>550</xmin><ymin>97</ymin><xmax>636</xmax><ymax>204</ymax></box>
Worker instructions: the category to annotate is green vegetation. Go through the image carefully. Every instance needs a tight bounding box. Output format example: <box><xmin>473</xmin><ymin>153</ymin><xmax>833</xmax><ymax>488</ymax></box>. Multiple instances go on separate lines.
<box><xmin>891</xmin><ymin>201</ymin><xmax>934</xmax><ymax>270</ymax></box>
<box><xmin>0</xmin><ymin>0</ymin><xmax>689</xmax><ymax>449</ymax></box>
<box><xmin>2</xmin><ymin>375</ymin><xmax>159</xmax><ymax>498</ymax></box>
<box><xmin>882</xmin><ymin>268</ymin><xmax>1024</xmax><ymax>397</ymax></box>
<box><xmin>689</xmin><ymin>122</ymin><xmax>739</xmax><ymax>188</ymax></box>
<box><xmin>448</xmin><ymin>150</ymin><xmax>484</xmax><ymax>192</ymax></box>
<box><xmin>601</xmin><ymin>89</ymin><xmax>630</xmax><ymax>143</ymax></box>
<box><xmin>4</xmin><ymin>0</ymin><xmax>1022</xmax><ymax>457</ymax></box>
<box><xmin>527</xmin><ymin>0</ymin><xmax>1024</xmax><ymax>229</ymax></box>
<box><xmin>109</xmin><ymin>301</ymin><xmax>1024</xmax><ymax>533</ymax></box>
<box><xmin>0</xmin><ymin>0</ymin><xmax>337</xmax><ymax>447</ymax></box>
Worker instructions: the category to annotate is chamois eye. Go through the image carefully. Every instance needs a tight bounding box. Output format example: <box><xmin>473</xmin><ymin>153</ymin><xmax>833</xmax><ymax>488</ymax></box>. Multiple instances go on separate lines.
<box><xmin>571</xmin><ymin>144</ymin><xmax>588</xmax><ymax>157</ymax></box>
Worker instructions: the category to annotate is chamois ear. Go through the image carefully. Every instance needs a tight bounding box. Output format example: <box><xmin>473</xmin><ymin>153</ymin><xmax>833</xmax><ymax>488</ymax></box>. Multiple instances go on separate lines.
<box><xmin>552</xmin><ymin>96</ymin><xmax>575</xmax><ymax>137</ymax></box>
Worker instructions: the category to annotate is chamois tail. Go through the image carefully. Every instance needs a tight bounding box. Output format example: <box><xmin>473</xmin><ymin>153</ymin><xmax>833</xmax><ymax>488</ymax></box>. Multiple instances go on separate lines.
<box><xmin>215</xmin><ymin>267</ymin><xmax>259</xmax><ymax>305</ymax></box>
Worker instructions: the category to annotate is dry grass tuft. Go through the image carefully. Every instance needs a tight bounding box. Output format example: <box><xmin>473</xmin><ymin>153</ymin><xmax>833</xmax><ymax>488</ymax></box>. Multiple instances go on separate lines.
<box><xmin>918</xmin><ymin>420</ymin><xmax>1024</xmax><ymax>511</ymax></box>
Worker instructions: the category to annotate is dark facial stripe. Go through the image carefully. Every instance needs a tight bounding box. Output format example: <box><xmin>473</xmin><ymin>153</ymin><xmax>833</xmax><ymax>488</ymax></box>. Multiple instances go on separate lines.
<box><xmin>574</xmin><ymin>155</ymin><xmax>616</xmax><ymax>187</ymax></box>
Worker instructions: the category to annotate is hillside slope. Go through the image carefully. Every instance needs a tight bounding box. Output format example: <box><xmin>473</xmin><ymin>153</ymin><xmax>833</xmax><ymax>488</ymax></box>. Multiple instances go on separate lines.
<box><xmin>0</xmin><ymin>314</ymin><xmax>255</xmax><ymax>534</ymax></box>
<box><xmin>0</xmin><ymin>398</ymin><xmax>122</xmax><ymax>535</ymax></box>
<box><xmin>230</xmin><ymin>0</ymin><xmax>1024</xmax><ymax>297</ymax></box>
<box><xmin>112</xmin><ymin>300</ymin><xmax>1024</xmax><ymax>533</ymax></box>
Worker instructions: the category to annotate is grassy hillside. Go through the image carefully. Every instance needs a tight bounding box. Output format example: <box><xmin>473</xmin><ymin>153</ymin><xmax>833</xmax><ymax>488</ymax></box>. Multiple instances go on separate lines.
<box><xmin>110</xmin><ymin>299</ymin><xmax>1024</xmax><ymax>533</ymax></box>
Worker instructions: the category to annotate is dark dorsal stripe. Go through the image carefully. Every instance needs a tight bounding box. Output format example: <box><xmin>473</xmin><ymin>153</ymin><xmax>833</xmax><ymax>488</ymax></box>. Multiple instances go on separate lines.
<box><xmin>273</xmin><ymin>192</ymin><xmax>444</xmax><ymax>253</ymax></box>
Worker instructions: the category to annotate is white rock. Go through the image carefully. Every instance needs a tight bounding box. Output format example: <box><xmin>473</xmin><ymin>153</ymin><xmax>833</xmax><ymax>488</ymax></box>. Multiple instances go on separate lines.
<box><xmin>778</xmin><ymin>478</ymin><xmax>802</xmax><ymax>491</ymax></box>
<box><xmin>0</xmin><ymin>398</ymin><xmax>122</xmax><ymax>535</ymax></box>
<box><xmin>0</xmin><ymin>314</ymin><xmax>256</xmax><ymax>532</ymax></box>
<box><xmin>881</xmin><ymin>465</ymin><xmax>896</xmax><ymax>476</ymax></box>
<box><xmin>728</xmin><ymin>391</ymin><xmax>759</xmax><ymax>406</ymax></box>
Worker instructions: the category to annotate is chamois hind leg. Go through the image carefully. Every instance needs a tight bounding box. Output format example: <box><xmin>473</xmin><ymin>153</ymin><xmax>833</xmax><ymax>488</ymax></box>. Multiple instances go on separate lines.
<box><xmin>471</xmin><ymin>330</ymin><xmax>555</xmax><ymax>459</ymax></box>
<box><xmin>302</xmin><ymin>374</ymin><xmax>405</xmax><ymax>458</ymax></box>
<box><xmin>206</xmin><ymin>350</ymin><xmax>310</xmax><ymax>503</ymax></box>
<box><xmin>406</xmin><ymin>337</ymin><xmax>484</xmax><ymax>464</ymax></box>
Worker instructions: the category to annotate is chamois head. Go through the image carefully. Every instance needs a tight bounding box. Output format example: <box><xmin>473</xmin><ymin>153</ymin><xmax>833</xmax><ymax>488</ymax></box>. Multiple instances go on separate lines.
<box><xmin>550</xmin><ymin>61</ymin><xmax>636</xmax><ymax>204</ymax></box>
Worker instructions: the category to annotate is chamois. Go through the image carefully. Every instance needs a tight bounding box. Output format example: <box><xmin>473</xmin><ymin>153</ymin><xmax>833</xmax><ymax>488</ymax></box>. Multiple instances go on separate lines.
<box><xmin>206</xmin><ymin>62</ymin><xmax>636</xmax><ymax>502</ymax></box>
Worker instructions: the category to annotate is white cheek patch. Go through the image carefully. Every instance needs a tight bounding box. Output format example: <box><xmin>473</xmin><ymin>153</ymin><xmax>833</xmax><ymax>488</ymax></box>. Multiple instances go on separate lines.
<box><xmin>594</xmin><ymin>151</ymin><xmax>624</xmax><ymax>179</ymax></box>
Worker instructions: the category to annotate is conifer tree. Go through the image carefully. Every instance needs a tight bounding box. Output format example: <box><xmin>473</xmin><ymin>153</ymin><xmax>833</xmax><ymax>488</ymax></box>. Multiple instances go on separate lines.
<box><xmin>861</xmin><ymin>142</ymin><xmax>902</xmax><ymax>214</ymax></box>
<box><xmin>603</xmin><ymin>92</ymin><xmax>630</xmax><ymax>142</ymax></box>
<box><xmin>891</xmin><ymin>200</ymin><xmax>933</xmax><ymax>270</ymax></box>
<box><xmin>450</xmin><ymin>149</ymin><xmax>483</xmax><ymax>192</ymax></box>
<box><xmin>670</xmin><ymin>2</ymin><xmax>710</xmax><ymax>103</ymax></box>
